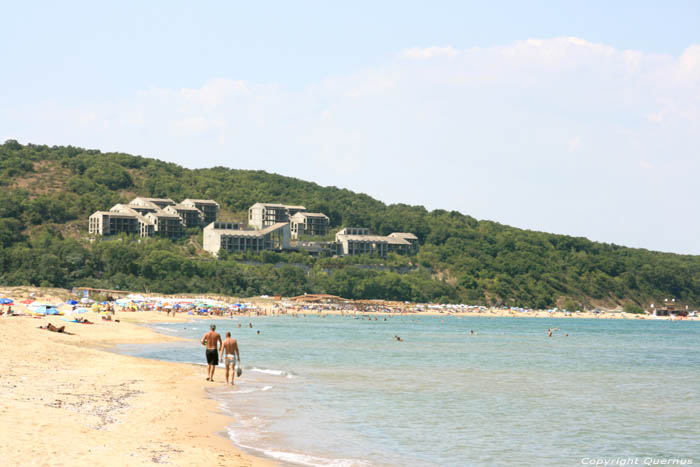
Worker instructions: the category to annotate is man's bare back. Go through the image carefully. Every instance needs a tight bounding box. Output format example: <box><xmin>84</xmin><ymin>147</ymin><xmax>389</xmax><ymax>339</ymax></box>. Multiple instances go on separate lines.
<box><xmin>222</xmin><ymin>337</ymin><xmax>239</xmax><ymax>359</ymax></box>
<box><xmin>221</xmin><ymin>333</ymin><xmax>241</xmax><ymax>385</ymax></box>
<box><xmin>202</xmin><ymin>330</ymin><xmax>221</xmax><ymax>349</ymax></box>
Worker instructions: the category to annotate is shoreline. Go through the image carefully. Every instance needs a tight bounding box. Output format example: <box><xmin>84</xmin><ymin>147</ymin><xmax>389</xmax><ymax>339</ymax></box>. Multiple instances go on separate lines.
<box><xmin>0</xmin><ymin>310</ymin><xmax>275</xmax><ymax>467</ymax></box>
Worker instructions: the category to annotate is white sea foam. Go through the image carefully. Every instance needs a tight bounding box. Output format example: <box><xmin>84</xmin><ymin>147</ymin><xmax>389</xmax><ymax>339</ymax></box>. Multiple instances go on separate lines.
<box><xmin>226</xmin><ymin>428</ymin><xmax>366</xmax><ymax>467</ymax></box>
<box><xmin>262</xmin><ymin>385</ymin><xmax>273</xmax><ymax>391</ymax></box>
<box><xmin>250</xmin><ymin>367</ymin><xmax>290</xmax><ymax>376</ymax></box>
<box><xmin>260</xmin><ymin>449</ymin><xmax>366</xmax><ymax>467</ymax></box>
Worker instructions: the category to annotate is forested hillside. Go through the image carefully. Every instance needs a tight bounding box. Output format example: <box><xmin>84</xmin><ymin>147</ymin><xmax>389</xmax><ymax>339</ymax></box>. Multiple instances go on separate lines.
<box><xmin>1</xmin><ymin>140</ymin><xmax>698</xmax><ymax>308</ymax></box>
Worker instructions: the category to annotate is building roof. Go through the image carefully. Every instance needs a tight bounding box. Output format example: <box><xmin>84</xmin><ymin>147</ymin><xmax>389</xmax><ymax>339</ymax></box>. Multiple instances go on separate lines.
<box><xmin>250</xmin><ymin>202</ymin><xmax>306</xmax><ymax>210</ymax></box>
<box><xmin>208</xmin><ymin>222</ymin><xmax>288</xmax><ymax>238</ymax></box>
<box><xmin>386</xmin><ymin>236</ymin><xmax>411</xmax><ymax>245</ymax></box>
<box><xmin>337</xmin><ymin>234</ymin><xmax>389</xmax><ymax>243</ymax></box>
<box><xmin>291</xmin><ymin>212</ymin><xmax>329</xmax><ymax>220</ymax></box>
<box><xmin>389</xmin><ymin>232</ymin><xmax>418</xmax><ymax>240</ymax></box>
<box><xmin>336</xmin><ymin>234</ymin><xmax>411</xmax><ymax>245</ymax></box>
<box><xmin>181</xmin><ymin>198</ymin><xmax>220</xmax><ymax>207</ymax></box>
<box><xmin>110</xmin><ymin>205</ymin><xmax>141</xmax><ymax>216</ymax></box>
<box><xmin>90</xmin><ymin>211</ymin><xmax>138</xmax><ymax>219</ymax></box>
<box><xmin>127</xmin><ymin>200</ymin><xmax>160</xmax><ymax>210</ymax></box>
<box><xmin>167</xmin><ymin>204</ymin><xmax>201</xmax><ymax>212</ymax></box>
<box><xmin>145</xmin><ymin>210</ymin><xmax>182</xmax><ymax>220</ymax></box>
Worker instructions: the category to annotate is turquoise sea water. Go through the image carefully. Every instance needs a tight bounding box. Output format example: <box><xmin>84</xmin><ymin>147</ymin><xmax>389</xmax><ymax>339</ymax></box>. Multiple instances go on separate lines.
<box><xmin>116</xmin><ymin>315</ymin><xmax>700</xmax><ymax>466</ymax></box>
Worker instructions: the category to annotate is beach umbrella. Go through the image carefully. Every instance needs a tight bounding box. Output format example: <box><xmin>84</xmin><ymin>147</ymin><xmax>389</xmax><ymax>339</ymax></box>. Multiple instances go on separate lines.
<box><xmin>33</xmin><ymin>305</ymin><xmax>60</xmax><ymax>315</ymax></box>
<box><xmin>0</xmin><ymin>298</ymin><xmax>14</xmax><ymax>304</ymax></box>
<box><xmin>65</xmin><ymin>307</ymin><xmax>89</xmax><ymax>315</ymax></box>
<box><xmin>20</xmin><ymin>299</ymin><xmax>34</xmax><ymax>305</ymax></box>
<box><xmin>66</xmin><ymin>299</ymin><xmax>78</xmax><ymax>305</ymax></box>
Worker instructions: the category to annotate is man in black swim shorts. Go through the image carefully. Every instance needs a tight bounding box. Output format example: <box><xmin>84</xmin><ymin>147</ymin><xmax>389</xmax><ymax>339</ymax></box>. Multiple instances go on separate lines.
<box><xmin>202</xmin><ymin>324</ymin><xmax>222</xmax><ymax>382</ymax></box>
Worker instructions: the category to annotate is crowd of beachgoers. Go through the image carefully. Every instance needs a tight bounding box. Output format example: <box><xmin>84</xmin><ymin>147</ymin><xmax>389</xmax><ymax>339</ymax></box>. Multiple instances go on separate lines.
<box><xmin>1</xmin><ymin>288</ymin><xmax>696</xmax><ymax>321</ymax></box>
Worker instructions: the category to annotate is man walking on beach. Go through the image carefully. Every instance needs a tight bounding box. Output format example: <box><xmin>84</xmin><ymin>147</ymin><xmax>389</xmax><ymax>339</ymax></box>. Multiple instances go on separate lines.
<box><xmin>202</xmin><ymin>324</ymin><xmax>222</xmax><ymax>382</ymax></box>
<box><xmin>222</xmin><ymin>332</ymin><xmax>241</xmax><ymax>385</ymax></box>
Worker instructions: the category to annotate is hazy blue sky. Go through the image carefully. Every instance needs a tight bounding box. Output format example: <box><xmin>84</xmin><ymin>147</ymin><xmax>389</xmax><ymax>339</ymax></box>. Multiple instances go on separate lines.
<box><xmin>2</xmin><ymin>1</ymin><xmax>699</xmax><ymax>253</ymax></box>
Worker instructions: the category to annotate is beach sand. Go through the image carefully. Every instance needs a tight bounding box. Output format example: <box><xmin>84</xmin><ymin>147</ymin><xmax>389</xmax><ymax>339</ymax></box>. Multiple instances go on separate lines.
<box><xmin>0</xmin><ymin>310</ymin><xmax>273</xmax><ymax>467</ymax></box>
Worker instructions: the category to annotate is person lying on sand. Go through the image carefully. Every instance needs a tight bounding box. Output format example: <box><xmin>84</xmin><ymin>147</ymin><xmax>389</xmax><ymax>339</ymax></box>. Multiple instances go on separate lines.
<box><xmin>102</xmin><ymin>315</ymin><xmax>112</xmax><ymax>321</ymax></box>
<box><xmin>39</xmin><ymin>323</ymin><xmax>71</xmax><ymax>334</ymax></box>
<box><xmin>76</xmin><ymin>317</ymin><xmax>93</xmax><ymax>324</ymax></box>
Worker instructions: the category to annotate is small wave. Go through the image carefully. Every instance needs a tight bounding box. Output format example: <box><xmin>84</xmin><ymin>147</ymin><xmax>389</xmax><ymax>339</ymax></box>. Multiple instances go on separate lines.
<box><xmin>222</xmin><ymin>385</ymin><xmax>272</xmax><ymax>395</ymax></box>
<box><xmin>261</xmin><ymin>449</ymin><xmax>367</xmax><ymax>467</ymax></box>
<box><xmin>226</xmin><ymin>428</ymin><xmax>366</xmax><ymax>467</ymax></box>
<box><xmin>249</xmin><ymin>367</ymin><xmax>294</xmax><ymax>377</ymax></box>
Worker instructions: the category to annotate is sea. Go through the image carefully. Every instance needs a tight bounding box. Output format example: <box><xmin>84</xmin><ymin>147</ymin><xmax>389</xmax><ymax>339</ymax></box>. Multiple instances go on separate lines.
<box><xmin>115</xmin><ymin>314</ymin><xmax>700</xmax><ymax>466</ymax></box>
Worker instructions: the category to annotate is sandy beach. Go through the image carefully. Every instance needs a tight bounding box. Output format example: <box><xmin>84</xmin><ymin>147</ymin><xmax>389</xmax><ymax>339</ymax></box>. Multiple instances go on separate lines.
<box><xmin>0</xmin><ymin>308</ymin><xmax>273</xmax><ymax>467</ymax></box>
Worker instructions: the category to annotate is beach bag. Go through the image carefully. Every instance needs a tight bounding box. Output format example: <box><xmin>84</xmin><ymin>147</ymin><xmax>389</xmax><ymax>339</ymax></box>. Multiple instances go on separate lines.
<box><xmin>236</xmin><ymin>364</ymin><xmax>242</xmax><ymax>377</ymax></box>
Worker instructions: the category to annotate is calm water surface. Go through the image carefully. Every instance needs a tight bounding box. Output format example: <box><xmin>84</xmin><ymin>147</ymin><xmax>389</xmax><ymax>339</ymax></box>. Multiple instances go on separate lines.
<box><xmin>116</xmin><ymin>315</ymin><xmax>700</xmax><ymax>466</ymax></box>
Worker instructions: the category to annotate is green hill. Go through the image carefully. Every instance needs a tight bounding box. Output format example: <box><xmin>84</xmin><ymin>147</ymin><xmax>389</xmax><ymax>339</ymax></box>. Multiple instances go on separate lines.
<box><xmin>1</xmin><ymin>140</ymin><xmax>698</xmax><ymax>309</ymax></box>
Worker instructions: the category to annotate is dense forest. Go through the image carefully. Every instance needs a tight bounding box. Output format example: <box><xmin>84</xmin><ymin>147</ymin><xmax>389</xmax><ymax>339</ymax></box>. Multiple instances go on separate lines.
<box><xmin>1</xmin><ymin>140</ymin><xmax>699</xmax><ymax>309</ymax></box>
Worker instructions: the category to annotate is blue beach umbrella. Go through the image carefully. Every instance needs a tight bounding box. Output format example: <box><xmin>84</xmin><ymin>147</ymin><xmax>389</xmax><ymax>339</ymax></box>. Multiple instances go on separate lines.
<box><xmin>0</xmin><ymin>298</ymin><xmax>14</xmax><ymax>304</ymax></box>
<box><xmin>66</xmin><ymin>299</ymin><xmax>78</xmax><ymax>305</ymax></box>
<box><xmin>66</xmin><ymin>307</ymin><xmax>89</xmax><ymax>315</ymax></box>
<box><xmin>34</xmin><ymin>305</ymin><xmax>60</xmax><ymax>315</ymax></box>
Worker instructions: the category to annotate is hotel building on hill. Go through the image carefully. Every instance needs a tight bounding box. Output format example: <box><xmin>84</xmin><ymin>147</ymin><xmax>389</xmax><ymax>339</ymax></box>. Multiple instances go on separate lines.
<box><xmin>181</xmin><ymin>199</ymin><xmax>220</xmax><ymax>226</ymax></box>
<box><xmin>248</xmin><ymin>203</ymin><xmax>306</xmax><ymax>229</ymax></box>
<box><xmin>203</xmin><ymin>222</ymin><xmax>291</xmax><ymax>256</ymax></box>
<box><xmin>289</xmin><ymin>212</ymin><xmax>330</xmax><ymax>239</ymax></box>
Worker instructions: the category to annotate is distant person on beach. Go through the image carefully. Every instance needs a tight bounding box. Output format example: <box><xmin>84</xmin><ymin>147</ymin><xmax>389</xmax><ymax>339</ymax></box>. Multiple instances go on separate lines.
<box><xmin>222</xmin><ymin>332</ymin><xmax>241</xmax><ymax>385</ymax></box>
<box><xmin>202</xmin><ymin>324</ymin><xmax>222</xmax><ymax>382</ymax></box>
<box><xmin>548</xmin><ymin>328</ymin><xmax>552</xmax><ymax>337</ymax></box>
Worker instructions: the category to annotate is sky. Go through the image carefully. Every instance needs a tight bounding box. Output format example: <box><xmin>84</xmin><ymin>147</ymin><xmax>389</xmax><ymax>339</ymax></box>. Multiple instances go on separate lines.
<box><xmin>1</xmin><ymin>1</ymin><xmax>699</xmax><ymax>254</ymax></box>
